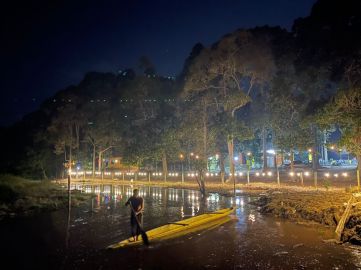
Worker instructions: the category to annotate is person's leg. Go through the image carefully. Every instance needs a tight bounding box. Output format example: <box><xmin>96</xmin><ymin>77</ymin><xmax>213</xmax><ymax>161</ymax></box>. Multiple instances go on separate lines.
<box><xmin>135</xmin><ymin>213</ymin><xmax>143</xmax><ymax>241</ymax></box>
<box><xmin>130</xmin><ymin>216</ymin><xmax>137</xmax><ymax>241</ymax></box>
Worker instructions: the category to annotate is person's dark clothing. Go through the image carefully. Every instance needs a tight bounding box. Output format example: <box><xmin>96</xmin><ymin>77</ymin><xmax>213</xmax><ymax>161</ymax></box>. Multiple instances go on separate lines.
<box><xmin>125</xmin><ymin>196</ymin><xmax>144</xmax><ymax>238</ymax></box>
<box><xmin>130</xmin><ymin>212</ymin><xmax>143</xmax><ymax>238</ymax></box>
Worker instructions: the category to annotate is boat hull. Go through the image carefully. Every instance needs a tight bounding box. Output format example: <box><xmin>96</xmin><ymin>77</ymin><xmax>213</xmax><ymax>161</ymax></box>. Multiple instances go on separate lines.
<box><xmin>108</xmin><ymin>207</ymin><xmax>234</xmax><ymax>249</ymax></box>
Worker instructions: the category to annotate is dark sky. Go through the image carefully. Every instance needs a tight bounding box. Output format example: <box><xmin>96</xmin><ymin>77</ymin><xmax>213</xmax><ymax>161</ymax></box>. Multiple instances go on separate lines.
<box><xmin>0</xmin><ymin>0</ymin><xmax>316</xmax><ymax>126</ymax></box>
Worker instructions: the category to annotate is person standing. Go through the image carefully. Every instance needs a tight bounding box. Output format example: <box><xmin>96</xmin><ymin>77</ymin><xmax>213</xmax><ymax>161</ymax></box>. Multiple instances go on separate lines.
<box><xmin>125</xmin><ymin>189</ymin><xmax>144</xmax><ymax>242</ymax></box>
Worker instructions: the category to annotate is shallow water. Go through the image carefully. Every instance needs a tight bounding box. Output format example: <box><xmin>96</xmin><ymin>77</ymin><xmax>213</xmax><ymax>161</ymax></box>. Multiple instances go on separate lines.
<box><xmin>1</xmin><ymin>184</ymin><xmax>360</xmax><ymax>269</ymax></box>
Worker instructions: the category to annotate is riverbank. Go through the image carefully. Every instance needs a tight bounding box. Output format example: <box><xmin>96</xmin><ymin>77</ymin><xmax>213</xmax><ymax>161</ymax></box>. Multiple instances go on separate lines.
<box><xmin>252</xmin><ymin>189</ymin><xmax>361</xmax><ymax>245</ymax></box>
<box><xmin>0</xmin><ymin>175</ymin><xmax>91</xmax><ymax>219</ymax></box>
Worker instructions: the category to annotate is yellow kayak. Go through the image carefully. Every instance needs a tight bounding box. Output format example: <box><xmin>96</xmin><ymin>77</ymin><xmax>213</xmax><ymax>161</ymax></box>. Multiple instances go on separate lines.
<box><xmin>108</xmin><ymin>207</ymin><xmax>234</xmax><ymax>249</ymax></box>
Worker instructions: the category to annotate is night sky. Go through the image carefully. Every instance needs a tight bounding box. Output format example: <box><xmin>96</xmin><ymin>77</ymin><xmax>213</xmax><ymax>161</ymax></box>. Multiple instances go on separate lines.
<box><xmin>0</xmin><ymin>0</ymin><xmax>316</xmax><ymax>126</ymax></box>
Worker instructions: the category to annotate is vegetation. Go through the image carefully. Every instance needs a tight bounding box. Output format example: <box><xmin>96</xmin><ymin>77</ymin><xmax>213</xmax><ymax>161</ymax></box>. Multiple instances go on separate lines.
<box><xmin>0</xmin><ymin>175</ymin><xmax>89</xmax><ymax>218</ymax></box>
<box><xmin>0</xmin><ymin>0</ymin><xmax>360</xmax><ymax>195</ymax></box>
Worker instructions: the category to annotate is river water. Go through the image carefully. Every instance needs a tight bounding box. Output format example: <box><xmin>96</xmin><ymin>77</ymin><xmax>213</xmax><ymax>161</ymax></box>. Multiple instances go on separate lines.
<box><xmin>1</xmin><ymin>184</ymin><xmax>361</xmax><ymax>269</ymax></box>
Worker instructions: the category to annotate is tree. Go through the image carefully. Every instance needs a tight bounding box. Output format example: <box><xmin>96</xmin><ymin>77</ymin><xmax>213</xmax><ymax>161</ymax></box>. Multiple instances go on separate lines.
<box><xmin>183</xmin><ymin>29</ymin><xmax>276</xmax><ymax>183</ymax></box>
<box><xmin>319</xmin><ymin>87</ymin><xmax>361</xmax><ymax>190</ymax></box>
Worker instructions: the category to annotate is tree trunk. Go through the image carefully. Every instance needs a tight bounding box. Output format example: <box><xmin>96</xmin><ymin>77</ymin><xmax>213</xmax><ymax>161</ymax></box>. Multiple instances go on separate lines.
<box><xmin>312</xmin><ymin>125</ymin><xmax>319</xmax><ymax>170</ymax></box>
<box><xmin>162</xmin><ymin>150</ymin><xmax>168</xmax><ymax>181</ymax></box>
<box><xmin>98</xmin><ymin>152</ymin><xmax>102</xmax><ymax>173</ymax></box>
<box><xmin>227</xmin><ymin>136</ymin><xmax>234</xmax><ymax>183</ymax></box>
<box><xmin>202</xmin><ymin>99</ymin><xmax>208</xmax><ymax>170</ymax></box>
<box><xmin>290</xmin><ymin>148</ymin><xmax>294</xmax><ymax>171</ymax></box>
<box><xmin>220</xmin><ymin>152</ymin><xmax>225</xmax><ymax>184</ymax></box>
<box><xmin>41</xmin><ymin>164</ymin><xmax>48</xmax><ymax>180</ymax></box>
<box><xmin>262</xmin><ymin>126</ymin><xmax>267</xmax><ymax>171</ymax></box>
<box><xmin>92</xmin><ymin>144</ymin><xmax>96</xmax><ymax>179</ymax></box>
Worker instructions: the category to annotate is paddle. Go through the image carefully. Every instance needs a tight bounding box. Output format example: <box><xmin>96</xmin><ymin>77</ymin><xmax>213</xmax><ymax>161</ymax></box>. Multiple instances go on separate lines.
<box><xmin>129</xmin><ymin>201</ymin><xmax>149</xmax><ymax>246</ymax></box>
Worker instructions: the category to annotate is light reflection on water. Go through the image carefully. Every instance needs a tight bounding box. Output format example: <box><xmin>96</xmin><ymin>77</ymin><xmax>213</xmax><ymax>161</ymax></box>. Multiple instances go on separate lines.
<box><xmin>1</xmin><ymin>184</ymin><xmax>361</xmax><ymax>269</ymax></box>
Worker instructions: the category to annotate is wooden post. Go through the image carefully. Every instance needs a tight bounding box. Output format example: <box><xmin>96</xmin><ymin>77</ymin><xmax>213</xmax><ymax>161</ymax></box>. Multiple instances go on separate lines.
<box><xmin>357</xmin><ymin>169</ymin><xmax>360</xmax><ymax>192</ymax></box>
<box><xmin>335</xmin><ymin>195</ymin><xmax>354</xmax><ymax>240</ymax></box>
<box><xmin>247</xmin><ymin>170</ymin><xmax>250</xmax><ymax>185</ymax></box>
<box><xmin>314</xmin><ymin>171</ymin><xmax>318</xmax><ymax>188</ymax></box>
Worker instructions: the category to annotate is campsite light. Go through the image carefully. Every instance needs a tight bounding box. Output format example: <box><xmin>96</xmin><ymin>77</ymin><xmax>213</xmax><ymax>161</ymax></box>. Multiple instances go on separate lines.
<box><xmin>334</xmin><ymin>174</ymin><xmax>339</xmax><ymax>178</ymax></box>
<box><xmin>267</xmin><ymin>172</ymin><xmax>272</xmax><ymax>177</ymax></box>
<box><xmin>342</xmin><ymin>172</ymin><xmax>348</xmax><ymax>177</ymax></box>
<box><xmin>325</xmin><ymin>173</ymin><xmax>330</xmax><ymax>178</ymax></box>
<box><xmin>289</xmin><ymin>172</ymin><xmax>295</xmax><ymax>177</ymax></box>
<box><xmin>255</xmin><ymin>172</ymin><xmax>260</xmax><ymax>177</ymax></box>
<box><xmin>304</xmin><ymin>171</ymin><xmax>310</xmax><ymax>176</ymax></box>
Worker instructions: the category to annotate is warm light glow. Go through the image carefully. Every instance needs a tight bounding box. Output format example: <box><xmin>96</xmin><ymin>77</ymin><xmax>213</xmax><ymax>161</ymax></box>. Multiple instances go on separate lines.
<box><xmin>308</xmin><ymin>148</ymin><xmax>312</xmax><ymax>152</ymax></box>
<box><xmin>304</xmin><ymin>171</ymin><xmax>310</xmax><ymax>176</ymax></box>
<box><xmin>195</xmin><ymin>155</ymin><xmax>199</xmax><ymax>159</ymax></box>
<box><xmin>325</xmin><ymin>173</ymin><xmax>330</xmax><ymax>178</ymax></box>
<box><xmin>289</xmin><ymin>172</ymin><xmax>295</xmax><ymax>176</ymax></box>
<box><xmin>342</xmin><ymin>172</ymin><xmax>348</xmax><ymax>177</ymax></box>
<box><xmin>247</xmin><ymin>152</ymin><xmax>251</xmax><ymax>156</ymax></box>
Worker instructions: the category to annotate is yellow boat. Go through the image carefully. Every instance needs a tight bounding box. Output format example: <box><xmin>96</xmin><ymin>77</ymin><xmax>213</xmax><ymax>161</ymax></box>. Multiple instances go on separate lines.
<box><xmin>107</xmin><ymin>207</ymin><xmax>235</xmax><ymax>249</ymax></box>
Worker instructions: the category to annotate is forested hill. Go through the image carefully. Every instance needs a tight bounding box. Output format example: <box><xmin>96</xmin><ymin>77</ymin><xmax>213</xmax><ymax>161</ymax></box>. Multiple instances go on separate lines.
<box><xmin>2</xmin><ymin>0</ymin><xmax>360</xmax><ymax>179</ymax></box>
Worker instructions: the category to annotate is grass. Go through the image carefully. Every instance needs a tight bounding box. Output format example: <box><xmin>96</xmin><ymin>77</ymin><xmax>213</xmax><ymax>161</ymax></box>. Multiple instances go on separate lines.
<box><xmin>0</xmin><ymin>174</ymin><xmax>91</xmax><ymax>218</ymax></box>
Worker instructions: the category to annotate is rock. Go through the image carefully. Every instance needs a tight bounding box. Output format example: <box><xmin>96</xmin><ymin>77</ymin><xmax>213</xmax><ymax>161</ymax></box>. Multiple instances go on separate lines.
<box><xmin>293</xmin><ymin>243</ymin><xmax>304</xmax><ymax>249</ymax></box>
<box><xmin>322</xmin><ymin>239</ymin><xmax>342</xmax><ymax>244</ymax></box>
<box><xmin>274</xmin><ymin>251</ymin><xmax>289</xmax><ymax>256</ymax></box>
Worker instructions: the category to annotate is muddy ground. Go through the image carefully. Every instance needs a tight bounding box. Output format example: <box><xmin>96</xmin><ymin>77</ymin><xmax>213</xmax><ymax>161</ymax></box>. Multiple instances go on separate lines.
<box><xmin>252</xmin><ymin>189</ymin><xmax>361</xmax><ymax>245</ymax></box>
